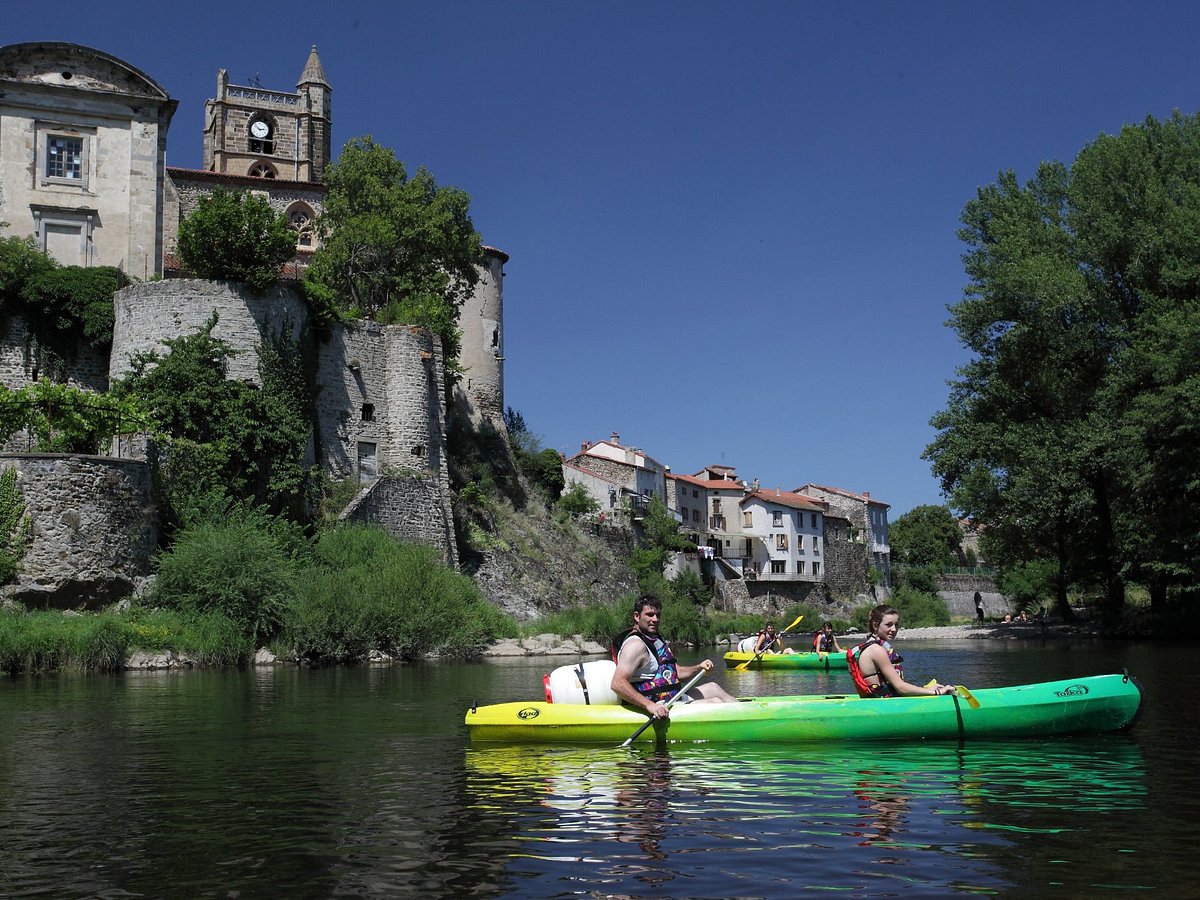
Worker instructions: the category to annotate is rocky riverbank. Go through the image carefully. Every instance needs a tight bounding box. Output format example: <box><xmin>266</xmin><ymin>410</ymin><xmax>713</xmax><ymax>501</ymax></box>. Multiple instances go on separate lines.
<box><xmin>477</xmin><ymin>619</ymin><xmax>1098</xmax><ymax>659</ymax></box>
<box><xmin>120</xmin><ymin>621</ymin><xmax>1092</xmax><ymax>670</ymax></box>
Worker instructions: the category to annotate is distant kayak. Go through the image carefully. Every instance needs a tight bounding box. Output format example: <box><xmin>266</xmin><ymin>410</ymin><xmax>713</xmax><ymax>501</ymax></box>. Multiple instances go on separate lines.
<box><xmin>723</xmin><ymin>649</ymin><xmax>848</xmax><ymax>671</ymax></box>
<box><xmin>465</xmin><ymin>672</ymin><xmax>1144</xmax><ymax>744</ymax></box>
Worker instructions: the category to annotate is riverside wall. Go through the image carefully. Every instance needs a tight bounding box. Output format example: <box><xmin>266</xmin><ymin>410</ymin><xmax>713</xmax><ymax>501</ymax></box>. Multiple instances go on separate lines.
<box><xmin>936</xmin><ymin>573</ymin><xmax>1009</xmax><ymax>618</ymax></box>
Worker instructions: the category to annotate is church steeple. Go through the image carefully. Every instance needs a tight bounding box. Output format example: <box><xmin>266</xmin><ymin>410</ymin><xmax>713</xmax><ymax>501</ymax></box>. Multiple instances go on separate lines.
<box><xmin>295</xmin><ymin>45</ymin><xmax>332</xmax><ymax>182</ymax></box>
<box><xmin>298</xmin><ymin>44</ymin><xmax>329</xmax><ymax>87</ymax></box>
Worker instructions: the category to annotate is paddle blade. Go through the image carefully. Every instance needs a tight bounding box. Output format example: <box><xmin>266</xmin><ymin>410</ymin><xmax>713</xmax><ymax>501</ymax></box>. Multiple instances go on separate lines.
<box><xmin>782</xmin><ymin>613</ymin><xmax>805</xmax><ymax>634</ymax></box>
<box><xmin>955</xmin><ymin>685</ymin><xmax>981</xmax><ymax>709</ymax></box>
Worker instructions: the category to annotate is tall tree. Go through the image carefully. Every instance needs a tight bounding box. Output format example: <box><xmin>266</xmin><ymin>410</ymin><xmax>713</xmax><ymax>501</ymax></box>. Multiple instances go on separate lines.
<box><xmin>303</xmin><ymin>136</ymin><xmax>483</xmax><ymax>358</ymax></box>
<box><xmin>889</xmin><ymin>504</ymin><xmax>962</xmax><ymax>569</ymax></box>
<box><xmin>928</xmin><ymin>112</ymin><xmax>1200</xmax><ymax>620</ymax></box>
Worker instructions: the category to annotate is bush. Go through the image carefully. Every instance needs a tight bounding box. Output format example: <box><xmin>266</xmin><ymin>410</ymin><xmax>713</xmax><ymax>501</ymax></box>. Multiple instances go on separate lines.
<box><xmin>996</xmin><ymin>559</ymin><xmax>1057</xmax><ymax>612</ymax></box>
<box><xmin>281</xmin><ymin>525</ymin><xmax>515</xmax><ymax>663</ymax></box>
<box><xmin>853</xmin><ymin>586</ymin><xmax>950</xmax><ymax>630</ymax></box>
<box><xmin>149</xmin><ymin>504</ymin><xmax>308</xmax><ymax>646</ymax></box>
<box><xmin>557</xmin><ymin>481</ymin><xmax>599</xmax><ymax>516</ymax></box>
<box><xmin>0</xmin><ymin>467</ymin><xmax>31</xmax><ymax>583</ymax></box>
<box><xmin>177</xmin><ymin>188</ymin><xmax>296</xmax><ymax>292</ymax></box>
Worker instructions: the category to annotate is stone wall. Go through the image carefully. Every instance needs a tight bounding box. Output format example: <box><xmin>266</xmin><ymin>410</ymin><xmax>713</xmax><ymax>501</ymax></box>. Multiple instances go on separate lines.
<box><xmin>456</xmin><ymin>249</ymin><xmax>506</xmax><ymax>421</ymax></box>
<box><xmin>0</xmin><ymin>313</ymin><xmax>111</xmax><ymax>392</ymax></box>
<box><xmin>570</xmin><ymin>455</ymin><xmax>636</xmax><ymax>492</ymax></box>
<box><xmin>110</xmin><ymin>279</ymin><xmax>308</xmax><ymax>385</ymax></box>
<box><xmin>822</xmin><ymin>515</ymin><xmax>869</xmax><ymax>601</ymax></box>
<box><xmin>341</xmin><ymin>473</ymin><xmax>458</xmax><ymax>568</ymax></box>
<box><xmin>0</xmin><ymin>453</ymin><xmax>155</xmax><ymax>608</ymax></box>
<box><xmin>936</xmin><ymin>573</ymin><xmax>1008</xmax><ymax>618</ymax></box>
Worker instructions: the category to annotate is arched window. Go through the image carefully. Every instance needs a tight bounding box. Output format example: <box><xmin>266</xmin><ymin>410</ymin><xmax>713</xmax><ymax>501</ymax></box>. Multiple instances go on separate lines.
<box><xmin>248</xmin><ymin>161</ymin><xmax>277</xmax><ymax>179</ymax></box>
<box><xmin>286</xmin><ymin>202</ymin><xmax>316</xmax><ymax>249</ymax></box>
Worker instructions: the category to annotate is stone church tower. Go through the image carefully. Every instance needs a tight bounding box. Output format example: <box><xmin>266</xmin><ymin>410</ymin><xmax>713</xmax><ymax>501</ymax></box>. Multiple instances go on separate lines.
<box><xmin>201</xmin><ymin>45</ymin><xmax>331</xmax><ymax>183</ymax></box>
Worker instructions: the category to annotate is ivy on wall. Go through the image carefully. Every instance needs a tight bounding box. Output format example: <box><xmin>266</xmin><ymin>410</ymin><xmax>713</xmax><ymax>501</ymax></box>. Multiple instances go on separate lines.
<box><xmin>0</xmin><ymin>466</ymin><xmax>31</xmax><ymax>584</ymax></box>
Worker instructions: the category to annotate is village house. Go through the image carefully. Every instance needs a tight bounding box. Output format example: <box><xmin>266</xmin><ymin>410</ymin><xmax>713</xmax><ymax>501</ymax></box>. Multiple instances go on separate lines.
<box><xmin>561</xmin><ymin>433</ymin><xmax>668</xmax><ymax>520</ymax></box>
<box><xmin>795</xmin><ymin>483</ymin><xmax>891</xmax><ymax>585</ymax></box>
<box><xmin>739</xmin><ymin>488</ymin><xmax>826</xmax><ymax>582</ymax></box>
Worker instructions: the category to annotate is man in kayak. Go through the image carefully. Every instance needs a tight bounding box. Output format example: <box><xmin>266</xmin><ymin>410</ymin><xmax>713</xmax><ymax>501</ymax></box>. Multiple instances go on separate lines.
<box><xmin>611</xmin><ymin>595</ymin><xmax>736</xmax><ymax>719</ymax></box>
<box><xmin>848</xmin><ymin>604</ymin><xmax>956</xmax><ymax>698</ymax></box>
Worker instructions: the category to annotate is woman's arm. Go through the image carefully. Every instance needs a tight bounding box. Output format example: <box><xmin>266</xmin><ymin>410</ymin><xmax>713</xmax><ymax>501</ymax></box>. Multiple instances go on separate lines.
<box><xmin>866</xmin><ymin>645</ymin><xmax>952</xmax><ymax>697</ymax></box>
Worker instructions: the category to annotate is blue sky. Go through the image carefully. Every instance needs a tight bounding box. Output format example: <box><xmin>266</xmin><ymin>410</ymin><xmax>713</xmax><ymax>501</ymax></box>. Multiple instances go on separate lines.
<box><xmin>6</xmin><ymin>2</ymin><xmax>1199</xmax><ymax>516</ymax></box>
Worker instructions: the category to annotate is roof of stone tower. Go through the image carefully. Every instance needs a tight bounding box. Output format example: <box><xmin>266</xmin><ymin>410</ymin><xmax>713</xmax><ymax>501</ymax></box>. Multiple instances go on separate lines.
<box><xmin>297</xmin><ymin>44</ymin><xmax>329</xmax><ymax>87</ymax></box>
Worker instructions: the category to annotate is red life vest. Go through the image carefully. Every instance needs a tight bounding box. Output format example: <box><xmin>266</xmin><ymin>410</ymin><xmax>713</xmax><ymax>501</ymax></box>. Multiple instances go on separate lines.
<box><xmin>847</xmin><ymin>636</ymin><xmax>904</xmax><ymax>698</ymax></box>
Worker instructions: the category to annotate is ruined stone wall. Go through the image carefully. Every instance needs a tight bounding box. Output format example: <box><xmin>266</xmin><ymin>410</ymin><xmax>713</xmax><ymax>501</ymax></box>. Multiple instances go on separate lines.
<box><xmin>313</xmin><ymin>321</ymin><xmax>447</xmax><ymax>483</ymax></box>
<box><xmin>0</xmin><ymin>453</ymin><xmax>155</xmax><ymax>608</ymax></box>
<box><xmin>822</xmin><ymin>515</ymin><xmax>869</xmax><ymax>601</ymax></box>
<box><xmin>109</xmin><ymin>279</ymin><xmax>307</xmax><ymax>384</ymax></box>
<box><xmin>0</xmin><ymin>313</ymin><xmax>110</xmax><ymax>392</ymax></box>
<box><xmin>457</xmin><ymin>250</ymin><xmax>505</xmax><ymax>422</ymax></box>
<box><xmin>341</xmin><ymin>473</ymin><xmax>458</xmax><ymax>568</ymax></box>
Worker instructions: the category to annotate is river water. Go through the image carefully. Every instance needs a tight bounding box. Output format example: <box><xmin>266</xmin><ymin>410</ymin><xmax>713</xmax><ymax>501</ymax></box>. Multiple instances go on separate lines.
<box><xmin>0</xmin><ymin>639</ymin><xmax>1195</xmax><ymax>897</ymax></box>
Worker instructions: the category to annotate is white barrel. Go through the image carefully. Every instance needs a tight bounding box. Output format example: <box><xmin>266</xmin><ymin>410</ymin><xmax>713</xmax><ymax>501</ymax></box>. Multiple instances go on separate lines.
<box><xmin>737</xmin><ymin>636</ymin><xmax>758</xmax><ymax>653</ymax></box>
<box><xmin>545</xmin><ymin>659</ymin><xmax>620</xmax><ymax>705</ymax></box>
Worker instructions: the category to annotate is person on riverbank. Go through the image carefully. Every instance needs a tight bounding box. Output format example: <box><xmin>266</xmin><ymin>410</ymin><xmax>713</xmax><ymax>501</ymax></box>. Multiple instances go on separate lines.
<box><xmin>611</xmin><ymin>595</ymin><xmax>736</xmax><ymax>719</ymax></box>
<box><xmin>974</xmin><ymin>591</ymin><xmax>985</xmax><ymax>622</ymax></box>
<box><xmin>813</xmin><ymin>622</ymin><xmax>842</xmax><ymax>654</ymax></box>
<box><xmin>847</xmin><ymin>604</ymin><xmax>956</xmax><ymax>698</ymax></box>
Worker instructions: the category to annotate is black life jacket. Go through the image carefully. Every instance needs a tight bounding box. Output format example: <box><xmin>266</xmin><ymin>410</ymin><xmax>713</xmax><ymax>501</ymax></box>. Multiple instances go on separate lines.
<box><xmin>611</xmin><ymin>628</ymin><xmax>681</xmax><ymax>702</ymax></box>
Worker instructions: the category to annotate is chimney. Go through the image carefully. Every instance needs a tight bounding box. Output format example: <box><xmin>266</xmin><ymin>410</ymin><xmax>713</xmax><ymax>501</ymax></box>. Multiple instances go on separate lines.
<box><xmin>611</xmin><ymin>431</ymin><xmax>620</xmax><ymax>445</ymax></box>
<box><xmin>581</xmin><ymin>442</ymin><xmax>588</xmax><ymax>453</ymax></box>
<box><xmin>864</xmin><ymin>491</ymin><xmax>870</xmax><ymax>499</ymax></box>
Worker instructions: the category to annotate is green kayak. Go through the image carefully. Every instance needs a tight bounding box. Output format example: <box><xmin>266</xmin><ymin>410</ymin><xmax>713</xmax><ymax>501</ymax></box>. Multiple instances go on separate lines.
<box><xmin>723</xmin><ymin>649</ymin><xmax>848</xmax><ymax>671</ymax></box>
<box><xmin>465</xmin><ymin>672</ymin><xmax>1143</xmax><ymax>744</ymax></box>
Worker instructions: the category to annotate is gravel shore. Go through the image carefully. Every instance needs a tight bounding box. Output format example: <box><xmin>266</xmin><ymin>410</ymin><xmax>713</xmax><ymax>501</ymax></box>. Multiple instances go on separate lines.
<box><xmin>839</xmin><ymin>621</ymin><xmax>1091</xmax><ymax>642</ymax></box>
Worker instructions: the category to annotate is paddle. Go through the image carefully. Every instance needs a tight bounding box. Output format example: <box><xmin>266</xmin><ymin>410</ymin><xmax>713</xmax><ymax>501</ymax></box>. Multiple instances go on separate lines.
<box><xmin>925</xmin><ymin>679</ymin><xmax>981</xmax><ymax>709</ymax></box>
<box><xmin>734</xmin><ymin>614</ymin><xmax>805</xmax><ymax>672</ymax></box>
<box><xmin>955</xmin><ymin>685</ymin><xmax>981</xmax><ymax>709</ymax></box>
<box><xmin>620</xmin><ymin>667</ymin><xmax>708</xmax><ymax>748</ymax></box>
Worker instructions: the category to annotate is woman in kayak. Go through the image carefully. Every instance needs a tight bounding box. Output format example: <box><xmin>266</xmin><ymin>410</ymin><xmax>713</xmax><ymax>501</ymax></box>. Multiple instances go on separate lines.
<box><xmin>848</xmin><ymin>605</ymin><xmax>955</xmax><ymax>698</ymax></box>
<box><xmin>813</xmin><ymin>621</ymin><xmax>842</xmax><ymax>654</ymax></box>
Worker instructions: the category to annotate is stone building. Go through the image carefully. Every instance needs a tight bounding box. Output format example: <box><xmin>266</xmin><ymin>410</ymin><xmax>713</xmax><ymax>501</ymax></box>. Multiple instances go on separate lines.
<box><xmin>0</xmin><ymin>41</ymin><xmax>508</xmax><ymax>592</ymax></box>
<box><xmin>0</xmin><ymin>42</ymin><xmax>177</xmax><ymax>278</ymax></box>
<box><xmin>795</xmin><ymin>483</ymin><xmax>891</xmax><ymax>586</ymax></box>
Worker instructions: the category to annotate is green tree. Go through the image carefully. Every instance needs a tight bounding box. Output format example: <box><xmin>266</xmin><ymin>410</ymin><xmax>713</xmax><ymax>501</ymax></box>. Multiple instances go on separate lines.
<box><xmin>111</xmin><ymin>316</ymin><xmax>313</xmax><ymax>525</ymax></box>
<box><xmin>177</xmin><ymin>188</ymin><xmax>296</xmax><ymax>293</ymax></box>
<box><xmin>0</xmin><ymin>381</ymin><xmax>147</xmax><ymax>453</ymax></box>
<box><xmin>928</xmin><ymin>114</ymin><xmax>1200</xmax><ymax>622</ymax></box>
<box><xmin>303</xmin><ymin>136</ymin><xmax>483</xmax><ymax>355</ymax></box>
<box><xmin>888</xmin><ymin>504</ymin><xmax>962</xmax><ymax>569</ymax></box>
<box><xmin>557</xmin><ymin>481</ymin><xmax>599</xmax><ymax>516</ymax></box>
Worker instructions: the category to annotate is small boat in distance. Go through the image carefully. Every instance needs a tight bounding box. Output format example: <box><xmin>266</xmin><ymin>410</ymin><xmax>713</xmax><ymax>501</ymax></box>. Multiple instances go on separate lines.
<box><xmin>465</xmin><ymin>672</ymin><xmax>1143</xmax><ymax>744</ymax></box>
<box><xmin>723</xmin><ymin>649</ymin><xmax>849</xmax><ymax>671</ymax></box>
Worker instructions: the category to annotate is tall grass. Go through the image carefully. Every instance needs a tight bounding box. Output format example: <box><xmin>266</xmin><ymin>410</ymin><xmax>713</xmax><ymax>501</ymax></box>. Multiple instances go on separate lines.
<box><xmin>0</xmin><ymin>608</ymin><xmax>127</xmax><ymax>673</ymax></box>
<box><xmin>282</xmin><ymin>525</ymin><xmax>516</xmax><ymax>663</ymax></box>
<box><xmin>0</xmin><ymin>606</ymin><xmax>254</xmax><ymax>675</ymax></box>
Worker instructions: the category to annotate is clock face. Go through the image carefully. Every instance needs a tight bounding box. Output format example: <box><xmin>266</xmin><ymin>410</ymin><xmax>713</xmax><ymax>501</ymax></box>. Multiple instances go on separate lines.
<box><xmin>250</xmin><ymin>120</ymin><xmax>270</xmax><ymax>139</ymax></box>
